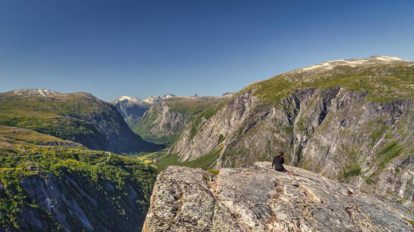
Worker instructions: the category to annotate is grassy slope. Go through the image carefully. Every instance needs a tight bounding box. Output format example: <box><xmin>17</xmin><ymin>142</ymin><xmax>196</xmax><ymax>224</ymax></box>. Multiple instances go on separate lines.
<box><xmin>243</xmin><ymin>64</ymin><xmax>414</xmax><ymax>104</ymax></box>
<box><xmin>0</xmin><ymin>91</ymin><xmax>162</xmax><ymax>153</ymax></box>
<box><xmin>0</xmin><ymin>92</ymin><xmax>109</xmax><ymax>145</ymax></box>
<box><xmin>138</xmin><ymin>148</ymin><xmax>222</xmax><ymax>171</ymax></box>
<box><xmin>0</xmin><ymin>126</ymin><xmax>157</xmax><ymax>231</ymax></box>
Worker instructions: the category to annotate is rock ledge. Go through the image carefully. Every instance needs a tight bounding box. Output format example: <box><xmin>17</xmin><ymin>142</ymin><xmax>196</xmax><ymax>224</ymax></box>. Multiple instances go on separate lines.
<box><xmin>143</xmin><ymin>162</ymin><xmax>413</xmax><ymax>232</ymax></box>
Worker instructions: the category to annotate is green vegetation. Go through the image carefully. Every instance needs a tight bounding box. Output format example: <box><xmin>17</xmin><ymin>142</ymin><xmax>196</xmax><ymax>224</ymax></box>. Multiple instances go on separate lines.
<box><xmin>165</xmin><ymin>97</ymin><xmax>219</xmax><ymax>115</ymax></box>
<box><xmin>0</xmin><ymin>92</ymin><xmax>118</xmax><ymax>151</ymax></box>
<box><xmin>0</xmin><ymin>126</ymin><xmax>157</xmax><ymax>231</ymax></box>
<box><xmin>243</xmin><ymin>65</ymin><xmax>414</xmax><ymax>104</ymax></box>
<box><xmin>0</xmin><ymin>92</ymin><xmax>102</xmax><ymax>131</ymax></box>
<box><xmin>208</xmin><ymin>169</ymin><xmax>220</xmax><ymax>176</ymax></box>
<box><xmin>149</xmin><ymin>152</ymin><xmax>179</xmax><ymax>170</ymax></box>
<box><xmin>406</xmin><ymin>219</ymin><xmax>414</xmax><ymax>226</ymax></box>
<box><xmin>148</xmin><ymin>148</ymin><xmax>222</xmax><ymax>170</ymax></box>
<box><xmin>366</xmin><ymin>141</ymin><xmax>403</xmax><ymax>184</ymax></box>
<box><xmin>341</xmin><ymin>164</ymin><xmax>361</xmax><ymax>179</ymax></box>
<box><xmin>375</xmin><ymin>141</ymin><xmax>403</xmax><ymax>169</ymax></box>
<box><xmin>0</xmin><ymin>91</ymin><xmax>159</xmax><ymax>154</ymax></box>
<box><xmin>134</xmin><ymin>96</ymin><xmax>229</xmax><ymax>143</ymax></box>
<box><xmin>218</xmin><ymin>134</ymin><xmax>225</xmax><ymax>144</ymax></box>
<box><xmin>188</xmin><ymin>100</ymin><xmax>229</xmax><ymax>140</ymax></box>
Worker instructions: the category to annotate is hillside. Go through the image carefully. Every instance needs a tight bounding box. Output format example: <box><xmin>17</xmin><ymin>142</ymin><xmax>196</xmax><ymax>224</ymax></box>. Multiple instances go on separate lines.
<box><xmin>0</xmin><ymin>89</ymin><xmax>162</xmax><ymax>154</ymax></box>
<box><xmin>144</xmin><ymin>164</ymin><xmax>414</xmax><ymax>231</ymax></box>
<box><xmin>0</xmin><ymin>126</ymin><xmax>157</xmax><ymax>231</ymax></box>
<box><xmin>150</xmin><ymin>56</ymin><xmax>414</xmax><ymax>205</ymax></box>
<box><xmin>132</xmin><ymin>96</ymin><xmax>229</xmax><ymax>144</ymax></box>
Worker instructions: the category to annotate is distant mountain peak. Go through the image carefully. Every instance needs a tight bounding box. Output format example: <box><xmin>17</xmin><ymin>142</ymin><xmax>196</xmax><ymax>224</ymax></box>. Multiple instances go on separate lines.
<box><xmin>115</xmin><ymin>95</ymin><xmax>143</xmax><ymax>104</ymax></box>
<box><xmin>142</xmin><ymin>94</ymin><xmax>176</xmax><ymax>104</ymax></box>
<box><xmin>162</xmin><ymin>93</ymin><xmax>176</xmax><ymax>99</ymax></box>
<box><xmin>143</xmin><ymin>96</ymin><xmax>160</xmax><ymax>104</ymax></box>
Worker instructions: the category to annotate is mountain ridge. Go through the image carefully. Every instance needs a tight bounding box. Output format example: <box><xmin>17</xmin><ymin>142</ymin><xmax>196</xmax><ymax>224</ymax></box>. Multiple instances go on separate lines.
<box><xmin>139</xmin><ymin>56</ymin><xmax>414</xmax><ymax>205</ymax></box>
<box><xmin>0</xmin><ymin>89</ymin><xmax>162</xmax><ymax>154</ymax></box>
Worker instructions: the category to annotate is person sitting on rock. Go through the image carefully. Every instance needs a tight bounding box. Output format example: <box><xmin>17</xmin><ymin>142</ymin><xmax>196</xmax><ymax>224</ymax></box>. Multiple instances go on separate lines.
<box><xmin>272</xmin><ymin>152</ymin><xmax>291</xmax><ymax>173</ymax></box>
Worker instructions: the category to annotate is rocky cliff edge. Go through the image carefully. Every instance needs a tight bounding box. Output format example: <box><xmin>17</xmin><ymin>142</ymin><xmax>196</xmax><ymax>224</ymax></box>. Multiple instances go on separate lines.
<box><xmin>143</xmin><ymin>162</ymin><xmax>414</xmax><ymax>232</ymax></box>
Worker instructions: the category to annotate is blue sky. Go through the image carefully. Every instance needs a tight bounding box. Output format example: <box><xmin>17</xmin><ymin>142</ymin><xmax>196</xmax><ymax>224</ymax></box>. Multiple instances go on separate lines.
<box><xmin>0</xmin><ymin>0</ymin><xmax>413</xmax><ymax>101</ymax></box>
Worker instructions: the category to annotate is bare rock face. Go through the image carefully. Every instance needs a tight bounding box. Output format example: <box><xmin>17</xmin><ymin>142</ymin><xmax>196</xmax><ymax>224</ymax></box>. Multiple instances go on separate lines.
<box><xmin>143</xmin><ymin>163</ymin><xmax>414</xmax><ymax>232</ymax></box>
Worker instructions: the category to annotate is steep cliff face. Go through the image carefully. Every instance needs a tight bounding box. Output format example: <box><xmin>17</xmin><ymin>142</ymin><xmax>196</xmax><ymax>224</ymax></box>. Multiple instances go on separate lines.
<box><xmin>0</xmin><ymin>126</ymin><xmax>157</xmax><ymax>231</ymax></box>
<box><xmin>112</xmin><ymin>96</ymin><xmax>151</xmax><ymax>129</ymax></box>
<box><xmin>143</xmin><ymin>164</ymin><xmax>414</xmax><ymax>232</ymax></box>
<box><xmin>134</xmin><ymin>100</ymin><xmax>190</xmax><ymax>144</ymax></box>
<box><xmin>171</xmin><ymin>56</ymin><xmax>414</xmax><ymax>204</ymax></box>
<box><xmin>0</xmin><ymin>90</ymin><xmax>162</xmax><ymax>153</ymax></box>
<box><xmin>134</xmin><ymin>96</ymin><xmax>227</xmax><ymax>144</ymax></box>
<box><xmin>18</xmin><ymin>170</ymin><xmax>151</xmax><ymax>232</ymax></box>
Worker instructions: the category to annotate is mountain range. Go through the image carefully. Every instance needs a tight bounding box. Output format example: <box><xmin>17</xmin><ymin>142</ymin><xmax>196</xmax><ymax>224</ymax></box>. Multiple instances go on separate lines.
<box><xmin>1</xmin><ymin>55</ymin><xmax>413</xmax><ymax>231</ymax></box>
<box><xmin>0</xmin><ymin>90</ymin><xmax>163</xmax><ymax>154</ymax></box>
<box><xmin>124</xmin><ymin>56</ymin><xmax>414</xmax><ymax>206</ymax></box>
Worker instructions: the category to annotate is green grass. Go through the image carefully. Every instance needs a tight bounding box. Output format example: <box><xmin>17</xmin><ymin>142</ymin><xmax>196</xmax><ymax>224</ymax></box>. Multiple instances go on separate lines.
<box><xmin>376</xmin><ymin>141</ymin><xmax>403</xmax><ymax>169</ymax></box>
<box><xmin>366</xmin><ymin>141</ymin><xmax>403</xmax><ymax>184</ymax></box>
<box><xmin>208</xmin><ymin>169</ymin><xmax>220</xmax><ymax>176</ymax></box>
<box><xmin>153</xmin><ymin>148</ymin><xmax>222</xmax><ymax>170</ymax></box>
<box><xmin>165</xmin><ymin>97</ymin><xmax>219</xmax><ymax>114</ymax></box>
<box><xmin>0</xmin><ymin>92</ymin><xmax>118</xmax><ymax>150</ymax></box>
<box><xmin>151</xmin><ymin>152</ymin><xmax>180</xmax><ymax>170</ymax></box>
<box><xmin>341</xmin><ymin>164</ymin><xmax>361</xmax><ymax>179</ymax></box>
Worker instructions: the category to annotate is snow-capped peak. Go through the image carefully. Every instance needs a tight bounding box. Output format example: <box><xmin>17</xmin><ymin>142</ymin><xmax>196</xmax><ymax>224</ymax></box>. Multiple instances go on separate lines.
<box><xmin>143</xmin><ymin>96</ymin><xmax>160</xmax><ymax>104</ymax></box>
<box><xmin>118</xmin><ymin>96</ymin><xmax>141</xmax><ymax>102</ymax></box>
<box><xmin>163</xmin><ymin>94</ymin><xmax>176</xmax><ymax>99</ymax></box>
<box><xmin>114</xmin><ymin>96</ymin><xmax>146</xmax><ymax>105</ymax></box>
<box><xmin>115</xmin><ymin>94</ymin><xmax>177</xmax><ymax>105</ymax></box>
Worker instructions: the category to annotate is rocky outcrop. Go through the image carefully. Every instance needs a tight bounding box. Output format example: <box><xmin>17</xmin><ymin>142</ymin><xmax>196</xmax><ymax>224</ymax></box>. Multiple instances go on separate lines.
<box><xmin>135</xmin><ymin>101</ymin><xmax>190</xmax><ymax>142</ymax></box>
<box><xmin>143</xmin><ymin>163</ymin><xmax>414</xmax><ymax>232</ymax></box>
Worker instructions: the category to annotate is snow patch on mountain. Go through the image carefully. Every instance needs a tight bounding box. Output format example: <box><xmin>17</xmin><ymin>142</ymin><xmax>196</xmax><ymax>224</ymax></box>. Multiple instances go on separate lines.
<box><xmin>13</xmin><ymin>89</ymin><xmax>58</xmax><ymax>97</ymax></box>
<box><xmin>116</xmin><ymin>96</ymin><xmax>142</xmax><ymax>104</ymax></box>
<box><xmin>301</xmin><ymin>56</ymin><xmax>407</xmax><ymax>72</ymax></box>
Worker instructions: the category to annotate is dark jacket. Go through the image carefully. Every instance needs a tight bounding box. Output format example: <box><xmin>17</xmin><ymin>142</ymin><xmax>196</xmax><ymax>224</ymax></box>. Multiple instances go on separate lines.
<box><xmin>272</xmin><ymin>155</ymin><xmax>286</xmax><ymax>172</ymax></box>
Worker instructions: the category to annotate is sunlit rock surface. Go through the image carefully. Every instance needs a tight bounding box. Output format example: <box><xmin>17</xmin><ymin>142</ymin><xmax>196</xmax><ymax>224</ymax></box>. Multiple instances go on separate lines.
<box><xmin>143</xmin><ymin>162</ymin><xmax>414</xmax><ymax>232</ymax></box>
